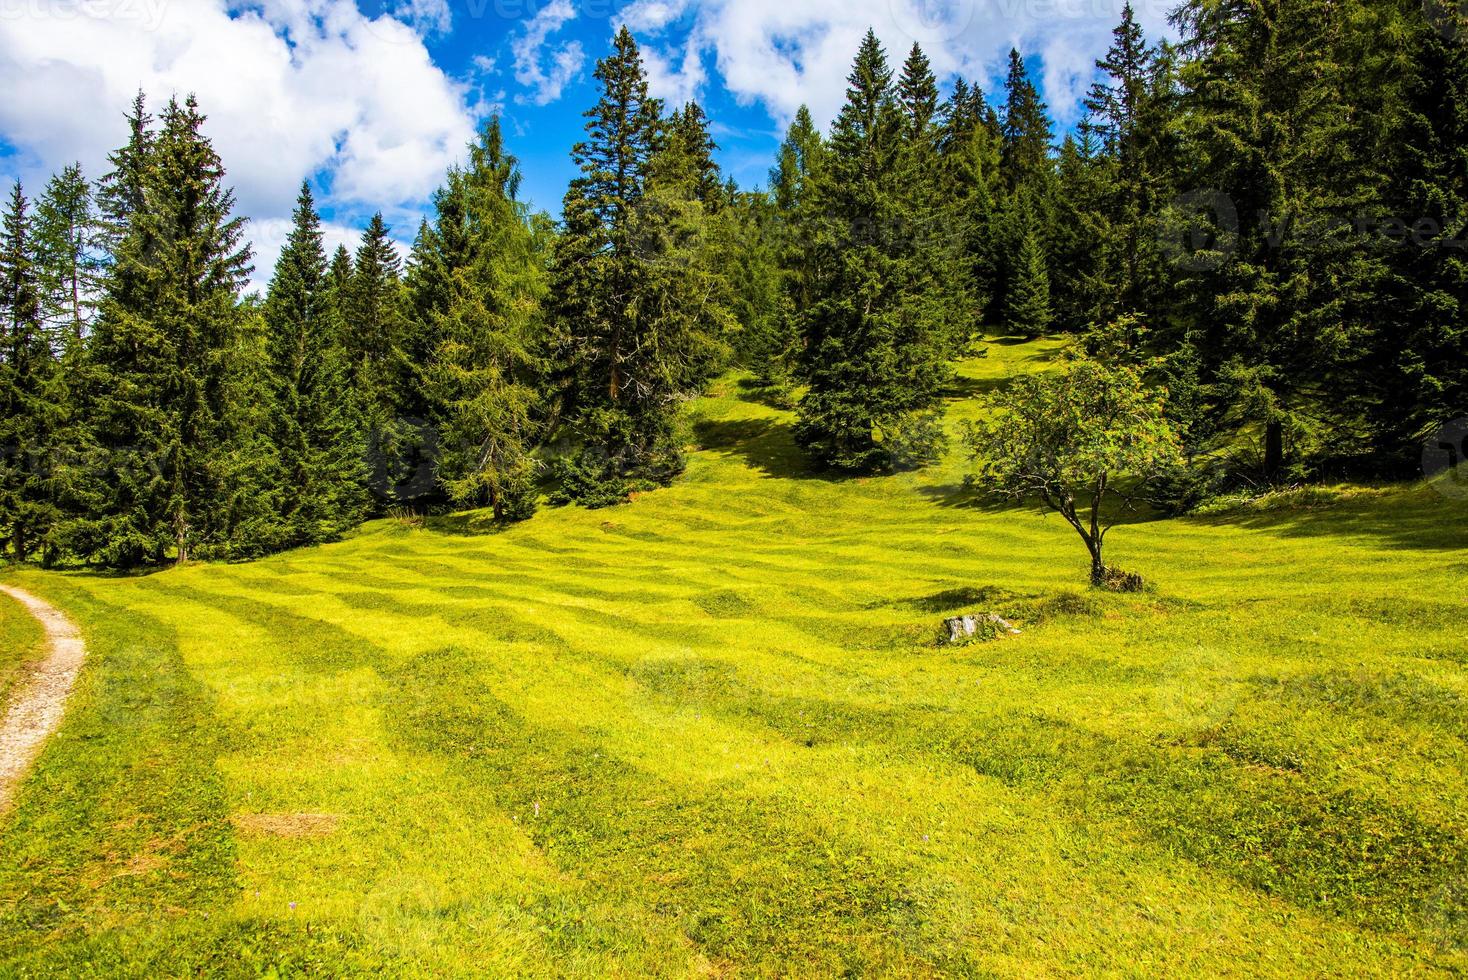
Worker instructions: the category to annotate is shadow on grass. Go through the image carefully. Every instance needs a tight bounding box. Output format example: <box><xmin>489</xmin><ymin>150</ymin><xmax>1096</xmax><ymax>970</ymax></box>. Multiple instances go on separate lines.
<box><xmin>1193</xmin><ymin>487</ymin><xmax>1468</xmax><ymax>553</ymax></box>
<box><xmin>733</xmin><ymin>377</ymin><xmax>798</xmax><ymax>411</ymax></box>
<box><xmin>915</xmin><ymin>481</ymin><xmax>1172</xmax><ymax>529</ymax></box>
<box><xmin>692</xmin><ymin>417</ymin><xmax>851</xmax><ymax>482</ymax></box>
<box><xmin>942</xmin><ymin>375</ymin><xmax>1015</xmax><ymax>401</ymax></box>
<box><xmin>423</xmin><ymin>511</ymin><xmax>516</xmax><ymax>537</ymax></box>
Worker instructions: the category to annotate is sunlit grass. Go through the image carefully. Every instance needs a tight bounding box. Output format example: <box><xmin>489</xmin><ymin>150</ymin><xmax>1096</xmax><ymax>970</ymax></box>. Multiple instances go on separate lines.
<box><xmin>1</xmin><ymin>337</ymin><xmax>1465</xmax><ymax>975</ymax></box>
<box><xmin>0</xmin><ymin>589</ymin><xmax>45</xmax><ymax>709</ymax></box>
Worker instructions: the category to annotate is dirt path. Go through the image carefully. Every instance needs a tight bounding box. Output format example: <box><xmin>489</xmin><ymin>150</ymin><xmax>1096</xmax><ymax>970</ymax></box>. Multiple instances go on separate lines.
<box><xmin>0</xmin><ymin>585</ymin><xmax>85</xmax><ymax>814</ymax></box>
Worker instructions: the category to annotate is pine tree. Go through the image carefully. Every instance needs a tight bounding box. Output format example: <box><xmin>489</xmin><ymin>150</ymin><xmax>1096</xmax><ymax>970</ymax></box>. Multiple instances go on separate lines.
<box><xmin>759</xmin><ymin>106</ymin><xmax>826</xmax><ymax>392</ymax></box>
<box><xmin>1050</xmin><ymin>131</ymin><xmax>1115</xmax><ymax>329</ymax></box>
<box><xmin>0</xmin><ymin>183</ymin><xmax>59</xmax><ymax>561</ymax></box>
<box><xmin>897</xmin><ymin>42</ymin><xmax>974</xmax><ymax>355</ymax></box>
<box><xmin>424</xmin><ymin>118</ymin><xmax>548</xmax><ymax>520</ymax></box>
<box><xmin>346</xmin><ymin>212</ymin><xmax>415</xmax><ymax>503</ymax></box>
<box><xmin>87</xmin><ymin>95</ymin><xmax>254</xmax><ymax>565</ymax></box>
<box><xmin>549</xmin><ymin>26</ymin><xmax>728</xmax><ymax>502</ymax></box>
<box><xmin>1000</xmin><ymin>49</ymin><xmax>1055</xmax><ymax>193</ymax></box>
<box><xmin>1083</xmin><ymin>4</ymin><xmax>1175</xmax><ymax>323</ymax></box>
<box><xmin>937</xmin><ymin>78</ymin><xmax>1003</xmax><ymax>328</ymax></box>
<box><xmin>653</xmin><ymin>102</ymin><xmax>724</xmax><ymax>208</ymax></box>
<box><xmin>1005</xmin><ymin>207</ymin><xmax>1054</xmax><ymax>338</ymax></box>
<box><xmin>33</xmin><ymin>164</ymin><xmax>102</xmax><ymax>345</ymax></box>
<box><xmin>897</xmin><ymin>43</ymin><xmax>939</xmax><ymax>139</ymax></box>
<box><xmin>1173</xmin><ymin>0</ymin><xmax>1392</xmax><ymax>476</ymax></box>
<box><xmin>1374</xmin><ymin>2</ymin><xmax>1468</xmax><ymax>464</ymax></box>
<box><xmin>261</xmin><ymin>181</ymin><xmax>366</xmax><ymax>546</ymax></box>
<box><xmin>795</xmin><ymin>29</ymin><xmax>950</xmax><ymax>472</ymax></box>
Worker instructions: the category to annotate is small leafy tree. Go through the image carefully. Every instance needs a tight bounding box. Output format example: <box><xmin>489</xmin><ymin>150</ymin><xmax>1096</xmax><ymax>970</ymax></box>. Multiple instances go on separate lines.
<box><xmin>965</xmin><ymin>356</ymin><xmax>1182</xmax><ymax>587</ymax></box>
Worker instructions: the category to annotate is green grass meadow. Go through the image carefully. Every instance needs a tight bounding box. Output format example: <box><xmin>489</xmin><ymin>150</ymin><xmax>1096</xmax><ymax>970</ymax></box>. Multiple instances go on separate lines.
<box><xmin>2</xmin><ymin>340</ymin><xmax>1466</xmax><ymax>976</ymax></box>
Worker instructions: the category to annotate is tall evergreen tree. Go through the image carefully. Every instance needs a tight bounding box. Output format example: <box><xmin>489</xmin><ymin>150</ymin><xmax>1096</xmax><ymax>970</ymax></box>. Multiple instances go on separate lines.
<box><xmin>424</xmin><ymin>119</ymin><xmax>549</xmax><ymax>520</ymax></box>
<box><xmin>0</xmin><ymin>183</ymin><xmax>58</xmax><ymax>561</ymax></box>
<box><xmin>550</xmin><ymin>26</ymin><xmax>727</xmax><ymax>501</ymax></box>
<box><xmin>937</xmin><ymin>78</ymin><xmax>1003</xmax><ymax>328</ymax></box>
<box><xmin>347</xmin><ymin>212</ymin><xmax>416</xmax><ymax>503</ymax></box>
<box><xmin>1083</xmin><ymin>5</ymin><xmax>1176</xmax><ymax>324</ymax></box>
<box><xmin>33</xmin><ymin>164</ymin><xmax>102</xmax><ymax>345</ymax></box>
<box><xmin>795</xmin><ymin>30</ymin><xmax>950</xmax><ymax>471</ymax></box>
<box><xmin>1172</xmin><ymin>0</ymin><xmax>1393</xmax><ymax>476</ymax></box>
<box><xmin>1004</xmin><ymin>206</ymin><xmax>1054</xmax><ymax>338</ymax></box>
<box><xmin>1000</xmin><ymin>49</ymin><xmax>1055</xmax><ymax>193</ymax></box>
<box><xmin>87</xmin><ymin>95</ymin><xmax>254</xmax><ymax>565</ymax></box>
<box><xmin>653</xmin><ymin>101</ymin><xmax>724</xmax><ymax>208</ymax></box>
<box><xmin>261</xmin><ymin>181</ymin><xmax>366</xmax><ymax>546</ymax></box>
<box><xmin>759</xmin><ymin>106</ymin><xmax>827</xmax><ymax>391</ymax></box>
<box><xmin>896</xmin><ymin>42</ymin><xmax>973</xmax><ymax>354</ymax></box>
<box><xmin>1373</xmin><ymin>3</ymin><xmax>1468</xmax><ymax>465</ymax></box>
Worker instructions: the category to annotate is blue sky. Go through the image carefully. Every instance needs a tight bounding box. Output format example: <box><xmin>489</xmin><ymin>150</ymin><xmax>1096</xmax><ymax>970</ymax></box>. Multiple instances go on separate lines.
<box><xmin>0</xmin><ymin>0</ymin><xmax>1175</xmax><ymax>290</ymax></box>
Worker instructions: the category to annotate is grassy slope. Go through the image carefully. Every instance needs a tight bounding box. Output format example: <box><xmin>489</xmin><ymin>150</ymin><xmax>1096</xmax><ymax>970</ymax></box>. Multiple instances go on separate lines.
<box><xmin>1</xmin><ymin>338</ymin><xmax>1466</xmax><ymax>976</ymax></box>
<box><xmin>0</xmin><ymin>590</ymin><xmax>46</xmax><ymax>709</ymax></box>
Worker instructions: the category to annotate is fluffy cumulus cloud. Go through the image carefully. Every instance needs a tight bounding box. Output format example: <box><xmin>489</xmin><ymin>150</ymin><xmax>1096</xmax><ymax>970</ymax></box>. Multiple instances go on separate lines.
<box><xmin>511</xmin><ymin>0</ymin><xmax>586</xmax><ymax>106</ymax></box>
<box><xmin>620</xmin><ymin>0</ymin><xmax>1176</xmax><ymax>128</ymax></box>
<box><xmin>0</xmin><ymin>0</ymin><xmax>476</xmax><ymax>291</ymax></box>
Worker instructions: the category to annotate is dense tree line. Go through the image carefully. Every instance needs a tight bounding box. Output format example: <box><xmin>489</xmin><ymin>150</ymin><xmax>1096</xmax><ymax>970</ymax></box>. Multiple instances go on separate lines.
<box><xmin>0</xmin><ymin>2</ymin><xmax>1463</xmax><ymax>567</ymax></box>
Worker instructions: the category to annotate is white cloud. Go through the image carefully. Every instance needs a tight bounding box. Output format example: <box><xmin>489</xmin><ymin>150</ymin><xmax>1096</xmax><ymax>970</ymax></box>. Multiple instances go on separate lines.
<box><xmin>511</xmin><ymin>0</ymin><xmax>586</xmax><ymax>106</ymax></box>
<box><xmin>640</xmin><ymin>34</ymin><xmax>707</xmax><ymax>106</ymax></box>
<box><xmin>618</xmin><ymin>0</ymin><xmax>1176</xmax><ymax>130</ymax></box>
<box><xmin>0</xmin><ymin>0</ymin><xmax>476</xmax><ymax>287</ymax></box>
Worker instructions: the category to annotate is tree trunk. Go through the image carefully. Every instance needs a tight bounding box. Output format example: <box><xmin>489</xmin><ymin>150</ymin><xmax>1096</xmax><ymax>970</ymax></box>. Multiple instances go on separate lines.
<box><xmin>1264</xmin><ymin>419</ymin><xmax>1284</xmax><ymax>478</ymax></box>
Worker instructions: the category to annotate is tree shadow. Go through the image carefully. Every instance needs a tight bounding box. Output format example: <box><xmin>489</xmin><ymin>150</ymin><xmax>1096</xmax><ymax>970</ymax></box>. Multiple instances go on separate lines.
<box><xmin>733</xmin><ymin>377</ymin><xmax>797</xmax><ymax>411</ymax></box>
<box><xmin>942</xmin><ymin>375</ymin><xmax>1015</xmax><ymax>401</ymax></box>
<box><xmin>914</xmin><ymin>481</ymin><xmax>1171</xmax><ymax>528</ymax></box>
<box><xmin>692</xmin><ymin>417</ymin><xmax>848</xmax><ymax>482</ymax></box>
<box><xmin>423</xmin><ymin>511</ymin><xmax>516</xmax><ymax>537</ymax></box>
<box><xmin>1190</xmin><ymin>489</ymin><xmax>1468</xmax><ymax>553</ymax></box>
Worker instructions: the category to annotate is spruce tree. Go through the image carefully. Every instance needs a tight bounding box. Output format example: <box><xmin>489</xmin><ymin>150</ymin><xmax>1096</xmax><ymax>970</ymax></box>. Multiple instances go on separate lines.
<box><xmin>0</xmin><ymin>183</ymin><xmax>58</xmax><ymax>561</ymax></box>
<box><xmin>897</xmin><ymin>42</ymin><xmax>974</xmax><ymax>354</ymax></box>
<box><xmin>1173</xmin><ymin>0</ymin><xmax>1392</xmax><ymax>476</ymax></box>
<box><xmin>1083</xmin><ymin>4</ymin><xmax>1175</xmax><ymax>323</ymax></box>
<box><xmin>87</xmin><ymin>95</ymin><xmax>254</xmax><ymax>565</ymax></box>
<box><xmin>653</xmin><ymin>102</ymin><xmax>724</xmax><ymax>208</ymax></box>
<box><xmin>1004</xmin><ymin>210</ymin><xmax>1054</xmax><ymax>338</ymax></box>
<box><xmin>1000</xmin><ymin>49</ymin><xmax>1055</xmax><ymax>194</ymax></box>
<box><xmin>262</xmin><ymin>181</ymin><xmax>366</xmax><ymax>546</ymax></box>
<box><xmin>795</xmin><ymin>29</ymin><xmax>950</xmax><ymax>472</ymax></box>
<box><xmin>937</xmin><ymin>78</ymin><xmax>1003</xmax><ymax>328</ymax></box>
<box><xmin>1374</xmin><ymin>2</ymin><xmax>1468</xmax><ymax>465</ymax></box>
<box><xmin>33</xmin><ymin>164</ymin><xmax>101</xmax><ymax>345</ymax></box>
<box><xmin>424</xmin><ymin>119</ymin><xmax>548</xmax><ymax>520</ymax></box>
<box><xmin>549</xmin><ymin>26</ymin><xmax>727</xmax><ymax>502</ymax></box>
<box><xmin>759</xmin><ymin>106</ymin><xmax>826</xmax><ymax>392</ymax></box>
<box><xmin>346</xmin><ymin>213</ymin><xmax>415</xmax><ymax>503</ymax></box>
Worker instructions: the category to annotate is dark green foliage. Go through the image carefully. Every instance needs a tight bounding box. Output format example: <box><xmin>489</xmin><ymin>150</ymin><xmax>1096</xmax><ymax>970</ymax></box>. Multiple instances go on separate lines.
<box><xmin>794</xmin><ymin>31</ymin><xmax>951</xmax><ymax>472</ymax></box>
<box><xmin>550</xmin><ymin>27</ymin><xmax>729</xmax><ymax>503</ymax></box>
<box><xmin>757</xmin><ymin>106</ymin><xmax>826</xmax><ymax>396</ymax></box>
<box><xmin>1373</xmin><ymin>4</ymin><xmax>1468</xmax><ymax>464</ymax></box>
<box><xmin>260</xmin><ymin>181</ymin><xmax>366</xmax><ymax>547</ymax></box>
<box><xmin>1170</xmin><ymin>0</ymin><xmax>1398</xmax><ymax>476</ymax></box>
<box><xmin>85</xmin><ymin>95</ymin><xmax>255</xmax><ymax>565</ymax></box>
<box><xmin>0</xmin><ymin>183</ymin><xmax>62</xmax><ymax>562</ymax></box>
<box><xmin>32</xmin><ymin>164</ymin><xmax>102</xmax><ymax>344</ymax></box>
<box><xmin>421</xmin><ymin>119</ymin><xmax>548</xmax><ymax>521</ymax></box>
<box><xmin>999</xmin><ymin>49</ymin><xmax>1055</xmax><ymax>194</ymax></box>
<box><xmin>347</xmin><ymin>212</ymin><xmax>419</xmax><ymax>504</ymax></box>
<box><xmin>1004</xmin><ymin>202</ymin><xmax>1053</xmax><ymax>338</ymax></box>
